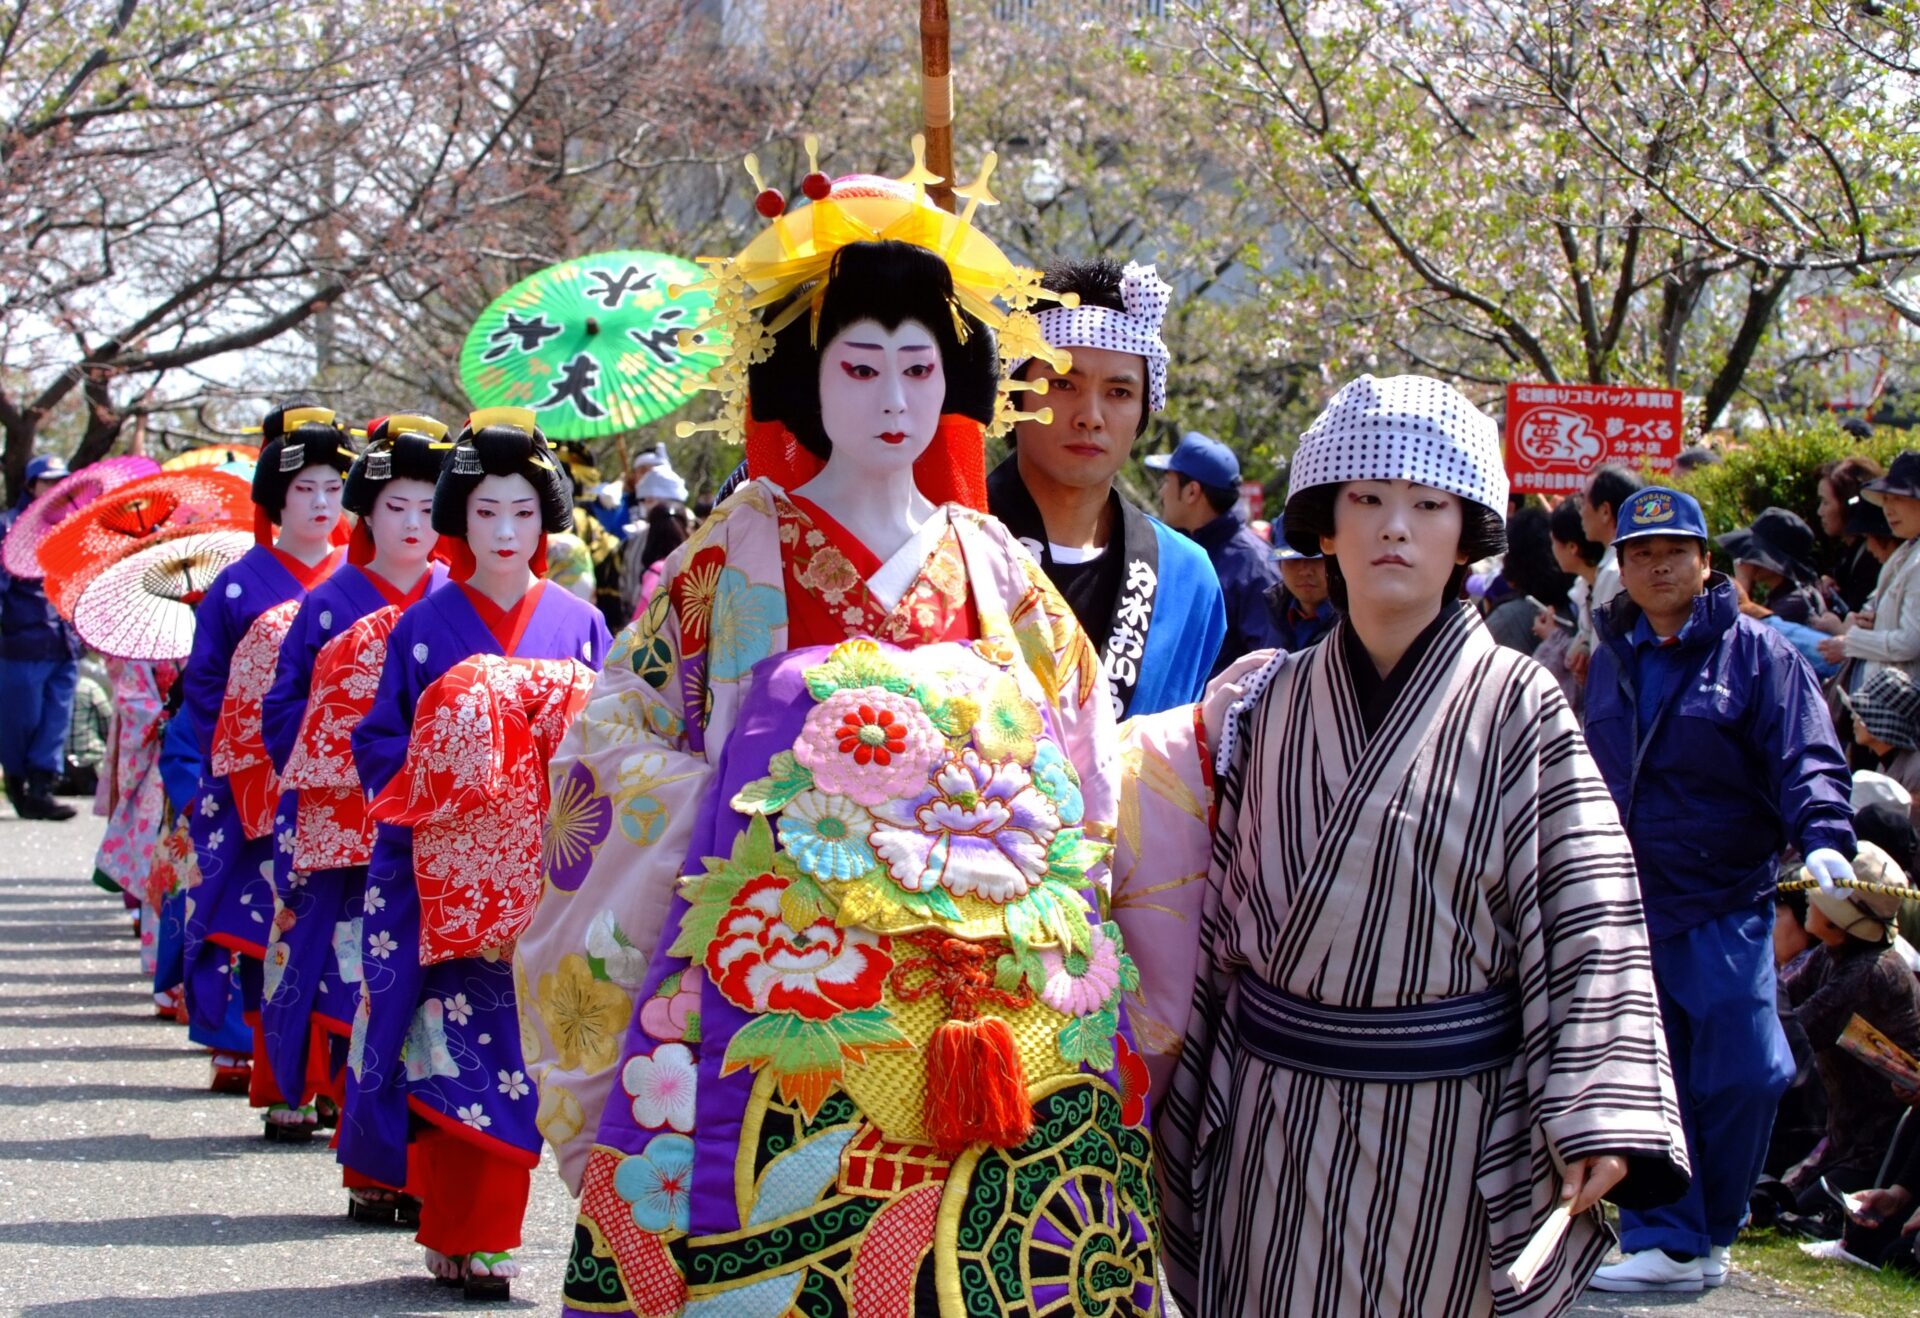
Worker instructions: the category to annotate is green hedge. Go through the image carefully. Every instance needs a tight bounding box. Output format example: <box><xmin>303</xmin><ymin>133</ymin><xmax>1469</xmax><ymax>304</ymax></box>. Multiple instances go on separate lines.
<box><xmin>1673</xmin><ymin>420</ymin><xmax>1915</xmax><ymax>545</ymax></box>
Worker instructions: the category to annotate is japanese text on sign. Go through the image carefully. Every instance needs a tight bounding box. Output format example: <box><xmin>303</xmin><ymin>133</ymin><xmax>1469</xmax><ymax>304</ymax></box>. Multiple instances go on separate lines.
<box><xmin>1504</xmin><ymin>383</ymin><xmax>1684</xmax><ymax>496</ymax></box>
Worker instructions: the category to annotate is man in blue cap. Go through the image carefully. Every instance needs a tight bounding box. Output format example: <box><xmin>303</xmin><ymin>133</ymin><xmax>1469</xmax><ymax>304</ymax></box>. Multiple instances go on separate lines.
<box><xmin>1267</xmin><ymin>542</ymin><xmax>1336</xmax><ymax>651</ymax></box>
<box><xmin>0</xmin><ymin>453</ymin><xmax>83</xmax><ymax>820</ymax></box>
<box><xmin>1586</xmin><ymin>487</ymin><xmax>1857</xmax><ymax>1294</ymax></box>
<box><xmin>1148</xmin><ymin>430</ymin><xmax>1284</xmax><ymax>671</ymax></box>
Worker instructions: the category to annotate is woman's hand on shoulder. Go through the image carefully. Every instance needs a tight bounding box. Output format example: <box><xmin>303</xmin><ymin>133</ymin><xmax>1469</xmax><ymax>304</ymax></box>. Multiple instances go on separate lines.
<box><xmin>1200</xmin><ymin>648</ymin><xmax>1279</xmax><ymax>749</ymax></box>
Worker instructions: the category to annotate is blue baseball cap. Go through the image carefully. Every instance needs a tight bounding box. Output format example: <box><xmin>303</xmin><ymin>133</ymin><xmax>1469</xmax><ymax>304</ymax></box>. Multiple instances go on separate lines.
<box><xmin>1144</xmin><ymin>431</ymin><xmax>1240</xmax><ymax>488</ymax></box>
<box><xmin>1611</xmin><ymin>486</ymin><xmax>1709</xmax><ymax>546</ymax></box>
<box><xmin>1275</xmin><ymin>542</ymin><xmax>1322</xmax><ymax>561</ymax></box>
<box><xmin>25</xmin><ymin>454</ymin><xmax>69</xmax><ymax>484</ymax></box>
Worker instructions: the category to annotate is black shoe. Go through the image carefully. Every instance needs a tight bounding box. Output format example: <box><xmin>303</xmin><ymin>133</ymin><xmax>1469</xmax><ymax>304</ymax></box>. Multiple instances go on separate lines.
<box><xmin>2</xmin><ymin>775</ymin><xmax>24</xmax><ymax>816</ymax></box>
<box><xmin>20</xmin><ymin>773</ymin><xmax>76</xmax><ymax>821</ymax></box>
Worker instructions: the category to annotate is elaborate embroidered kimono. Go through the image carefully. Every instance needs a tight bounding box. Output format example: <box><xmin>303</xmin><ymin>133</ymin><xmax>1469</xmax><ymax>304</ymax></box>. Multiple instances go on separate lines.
<box><xmin>518</xmin><ymin>482</ymin><xmax>1172</xmax><ymax>1318</ymax></box>
<box><xmin>1122</xmin><ymin>606</ymin><xmax>1689</xmax><ymax>1316</ymax></box>
<box><xmin>257</xmin><ymin>562</ymin><xmax>444</xmax><ymax>1108</ymax></box>
<box><xmin>181</xmin><ymin>543</ymin><xmax>344</xmax><ymax>1046</ymax></box>
<box><xmin>341</xmin><ymin>579</ymin><xmax>609</xmax><ymax>1195</ymax></box>
<box><xmin>987</xmin><ymin>455</ymin><xmax>1225</xmax><ymax>718</ymax></box>
<box><xmin>93</xmin><ymin>660</ymin><xmax>176</xmax><ymax>974</ymax></box>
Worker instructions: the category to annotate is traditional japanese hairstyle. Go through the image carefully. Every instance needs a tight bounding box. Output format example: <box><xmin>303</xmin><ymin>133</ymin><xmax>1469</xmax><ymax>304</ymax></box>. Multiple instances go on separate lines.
<box><xmin>343</xmin><ymin>413</ymin><xmax>454</xmax><ymax>516</ymax></box>
<box><xmin>674</xmin><ymin>135</ymin><xmax>1073</xmax><ymax>509</ymax></box>
<box><xmin>1281</xmin><ymin>375</ymin><xmax>1508</xmax><ymax>609</ymax></box>
<box><xmin>251</xmin><ymin>398</ymin><xmax>356</xmax><ymax>527</ymax></box>
<box><xmin>431</xmin><ymin>406</ymin><xmax>574</xmax><ymax>537</ymax></box>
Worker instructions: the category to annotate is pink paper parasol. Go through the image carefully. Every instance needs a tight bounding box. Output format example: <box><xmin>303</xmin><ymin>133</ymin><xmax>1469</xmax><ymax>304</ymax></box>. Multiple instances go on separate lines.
<box><xmin>37</xmin><ymin>469</ymin><xmax>252</xmax><ymax>613</ymax></box>
<box><xmin>72</xmin><ymin>529</ymin><xmax>255</xmax><ymax>661</ymax></box>
<box><xmin>2</xmin><ymin>455</ymin><xmax>162</xmax><ymax>577</ymax></box>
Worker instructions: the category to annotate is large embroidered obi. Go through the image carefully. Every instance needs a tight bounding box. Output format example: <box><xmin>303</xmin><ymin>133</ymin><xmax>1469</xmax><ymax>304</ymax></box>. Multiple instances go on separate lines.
<box><xmin>561</xmin><ymin>638</ymin><xmax>1162</xmax><ymax>1317</ymax></box>
<box><xmin>210</xmin><ymin>599</ymin><xmax>301</xmax><ymax>840</ymax></box>
<box><xmin>280</xmin><ymin>606</ymin><xmax>398</xmax><ymax>872</ymax></box>
<box><xmin>369</xmin><ymin>653</ymin><xmax>595</xmax><ymax>964</ymax></box>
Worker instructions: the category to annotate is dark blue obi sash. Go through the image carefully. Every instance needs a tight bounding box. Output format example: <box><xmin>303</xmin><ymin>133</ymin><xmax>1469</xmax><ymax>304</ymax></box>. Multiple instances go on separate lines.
<box><xmin>1235</xmin><ymin>974</ymin><xmax>1522</xmax><ymax>1083</ymax></box>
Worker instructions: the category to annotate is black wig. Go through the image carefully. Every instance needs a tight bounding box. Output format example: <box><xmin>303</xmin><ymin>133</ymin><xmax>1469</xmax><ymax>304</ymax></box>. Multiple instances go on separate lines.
<box><xmin>252</xmin><ymin>399</ymin><xmax>357</xmax><ymax>523</ymax></box>
<box><xmin>431</xmin><ymin>410</ymin><xmax>574</xmax><ymax>537</ymax></box>
<box><xmin>1282</xmin><ymin>483</ymin><xmax>1507</xmax><ymax>612</ymax></box>
<box><xmin>746</xmin><ymin>240</ymin><xmax>999</xmax><ymax>461</ymax></box>
<box><xmin>342</xmin><ymin>414</ymin><xmax>453</xmax><ymax>516</ymax></box>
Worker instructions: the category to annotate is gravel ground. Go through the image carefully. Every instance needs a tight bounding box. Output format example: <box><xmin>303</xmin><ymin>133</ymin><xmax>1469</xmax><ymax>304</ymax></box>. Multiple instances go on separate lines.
<box><xmin>0</xmin><ymin>808</ymin><xmax>1837</xmax><ymax>1317</ymax></box>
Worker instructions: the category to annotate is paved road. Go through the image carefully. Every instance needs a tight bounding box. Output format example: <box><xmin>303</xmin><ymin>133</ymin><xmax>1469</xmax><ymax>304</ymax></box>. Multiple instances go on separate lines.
<box><xmin>0</xmin><ymin>808</ymin><xmax>1836</xmax><ymax>1317</ymax></box>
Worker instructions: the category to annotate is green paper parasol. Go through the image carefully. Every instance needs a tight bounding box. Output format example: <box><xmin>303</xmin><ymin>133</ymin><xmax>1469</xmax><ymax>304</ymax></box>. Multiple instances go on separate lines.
<box><xmin>460</xmin><ymin>250</ymin><xmax>724</xmax><ymax>439</ymax></box>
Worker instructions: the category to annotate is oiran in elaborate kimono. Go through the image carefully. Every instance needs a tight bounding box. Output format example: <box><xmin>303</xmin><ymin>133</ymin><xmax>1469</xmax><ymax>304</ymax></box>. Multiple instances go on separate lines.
<box><xmin>517</xmin><ymin>160</ymin><xmax>1173</xmax><ymax>1316</ymax></box>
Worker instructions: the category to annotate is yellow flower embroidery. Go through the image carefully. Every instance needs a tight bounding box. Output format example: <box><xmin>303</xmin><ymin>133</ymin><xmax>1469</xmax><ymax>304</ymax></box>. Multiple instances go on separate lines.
<box><xmin>973</xmin><ymin>673</ymin><xmax>1044</xmax><ymax>764</ymax></box>
<box><xmin>537</xmin><ymin>953</ymin><xmax>631</xmax><ymax>1073</ymax></box>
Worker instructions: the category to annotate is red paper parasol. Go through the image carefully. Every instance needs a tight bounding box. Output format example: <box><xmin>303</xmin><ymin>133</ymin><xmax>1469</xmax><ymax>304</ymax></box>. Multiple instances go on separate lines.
<box><xmin>162</xmin><ymin>443</ymin><xmax>259</xmax><ymax>471</ymax></box>
<box><xmin>2</xmin><ymin>455</ymin><xmax>161</xmax><ymax>577</ymax></box>
<box><xmin>37</xmin><ymin>470</ymin><xmax>252</xmax><ymax>612</ymax></box>
<box><xmin>72</xmin><ymin>530</ymin><xmax>254</xmax><ymax>661</ymax></box>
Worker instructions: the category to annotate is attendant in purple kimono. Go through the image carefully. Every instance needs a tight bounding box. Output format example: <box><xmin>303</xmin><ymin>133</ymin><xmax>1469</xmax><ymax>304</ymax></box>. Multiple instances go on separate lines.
<box><xmin>182</xmin><ymin>401</ymin><xmax>351</xmax><ymax>1100</ymax></box>
<box><xmin>259</xmin><ymin>416</ymin><xmax>451</xmax><ymax>1163</ymax></box>
<box><xmin>348</xmin><ymin>410</ymin><xmax>609</xmax><ymax>1299</ymax></box>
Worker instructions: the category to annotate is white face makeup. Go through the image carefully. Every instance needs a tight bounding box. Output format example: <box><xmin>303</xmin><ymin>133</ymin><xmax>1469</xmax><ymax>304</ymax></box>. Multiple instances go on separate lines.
<box><xmin>280</xmin><ymin>464</ymin><xmax>345</xmax><ymax>550</ymax></box>
<box><xmin>365</xmin><ymin>477</ymin><xmax>438</xmax><ymax>570</ymax></box>
<box><xmin>1321</xmin><ymin>479</ymin><xmax>1466</xmax><ymax>614</ymax></box>
<box><xmin>466</xmin><ymin>472</ymin><xmax>543</xmax><ymax>579</ymax></box>
<box><xmin>816</xmin><ymin>318</ymin><xmax>945</xmax><ymax>475</ymax></box>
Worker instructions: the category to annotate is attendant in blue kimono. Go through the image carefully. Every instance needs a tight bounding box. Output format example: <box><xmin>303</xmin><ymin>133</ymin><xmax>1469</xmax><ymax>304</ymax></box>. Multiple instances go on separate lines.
<box><xmin>986</xmin><ymin>257</ymin><xmax>1225</xmax><ymax>717</ymax></box>
<box><xmin>181</xmin><ymin>401</ymin><xmax>352</xmax><ymax>1101</ymax></box>
<box><xmin>259</xmin><ymin>416</ymin><xmax>451</xmax><ymax>1168</ymax></box>
<box><xmin>346</xmin><ymin>409</ymin><xmax>609</xmax><ymax>1299</ymax></box>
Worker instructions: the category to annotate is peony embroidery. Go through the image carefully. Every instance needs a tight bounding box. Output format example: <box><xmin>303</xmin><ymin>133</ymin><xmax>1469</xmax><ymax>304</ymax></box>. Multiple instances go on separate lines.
<box><xmin>793</xmin><ymin>687</ymin><xmax>942</xmax><ymax>807</ymax></box>
<box><xmin>777</xmin><ymin>790</ymin><xmax>877</xmax><ymax>882</ymax></box>
<box><xmin>1036</xmin><ymin>922</ymin><xmax>1124</xmax><ymax>1017</ymax></box>
<box><xmin>705</xmin><ymin>874</ymin><xmax>892</xmax><ymax>1020</ymax></box>
<box><xmin>870</xmin><ymin>750</ymin><xmax>1061</xmax><ymax>903</ymax></box>
<box><xmin>622</xmin><ymin>1042</ymin><xmax>698</xmax><ymax>1132</ymax></box>
<box><xmin>615</xmin><ymin>1134</ymin><xmax>695</xmax><ymax>1233</ymax></box>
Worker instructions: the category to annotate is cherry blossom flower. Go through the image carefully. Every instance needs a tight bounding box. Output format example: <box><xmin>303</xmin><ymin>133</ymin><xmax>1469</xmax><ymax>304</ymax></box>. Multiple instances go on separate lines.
<box><xmin>622</xmin><ymin>1042</ymin><xmax>697</xmax><ymax>1132</ymax></box>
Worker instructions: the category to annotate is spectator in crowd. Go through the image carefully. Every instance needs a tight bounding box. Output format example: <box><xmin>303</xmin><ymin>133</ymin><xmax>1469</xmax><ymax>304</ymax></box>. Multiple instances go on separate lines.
<box><xmin>1762</xmin><ymin>882</ymin><xmax>1828</xmax><ymax>1187</ymax></box>
<box><xmin>1264</xmin><ymin>541</ymin><xmax>1337</xmax><ymax>651</ymax></box>
<box><xmin>1850</xmin><ymin>668</ymin><xmax>1920</xmax><ymax>811</ymax></box>
<box><xmin>1147</xmin><ymin>430</ymin><xmax>1284</xmax><ymax>672</ymax></box>
<box><xmin>0</xmin><ymin>452</ymin><xmax>83</xmax><ymax>821</ymax></box>
<box><xmin>1719</xmin><ymin>507</ymin><xmax>1835</xmax><ymax>625</ymax></box>
<box><xmin>1549</xmin><ymin>494</ymin><xmax>1606</xmax><ymax>679</ymax></box>
<box><xmin>617</xmin><ymin>457</ymin><xmax>689</xmax><ymax>617</ymax></box>
<box><xmin>1583</xmin><ymin>463</ymin><xmax>1646</xmax><ymax>614</ymax></box>
<box><xmin>1776</xmin><ymin>841</ymin><xmax>1920</xmax><ymax>1241</ymax></box>
<box><xmin>1586</xmin><ymin>486</ymin><xmax>1857</xmax><ymax>1294</ymax></box>
<box><xmin>1821</xmin><ymin>453</ymin><xmax>1920</xmax><ymax>682</ymax></box>
<box><xmin>630</xmin><ymin>500</ymin><xmax>692</xmax><ymax>619</ymax></box>
<box><xmin>1816</xmin><ymin>456</ymin><xmax>1888</xmax><ymax>613</ymax></box>
<box><xmin>61</xmin><ymin>658</ymin><xmax>111</xmax><ymax>797</ymax></box>
<box><xmin>1482</xmin><ymin>504</ymin><xmax>1572</xmax><ymax>656</ymax></box>
<box><xmin>1834</xmin><ymin>1117</ymin><xmax>1920</xmax><ymax>1274</ymax></box>
<box><xmin>1731</xmin><ymin>578</ymin><xmax>1839</xmax><ymax>681</ymax></box>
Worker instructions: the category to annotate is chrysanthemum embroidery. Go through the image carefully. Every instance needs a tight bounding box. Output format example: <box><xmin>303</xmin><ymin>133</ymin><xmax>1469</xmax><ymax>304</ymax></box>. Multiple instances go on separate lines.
<box><xmin>794</xmin><ymin>687</ymin><xmax>942</xmax><ymax>807</ymax></box>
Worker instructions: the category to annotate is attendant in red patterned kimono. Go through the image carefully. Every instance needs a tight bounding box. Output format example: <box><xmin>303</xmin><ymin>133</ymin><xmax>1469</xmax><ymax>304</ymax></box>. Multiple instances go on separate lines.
<box><xmin>347</xmin><ymin>410</ymin><xmax>610</xmax><ymax>1299</ymax></box>
<box><xmin>259</xmin><ymin>416</ymin><xmax>452</xmax><ymax>1193</ymax></box>
<box><xmin>181</xmin><ymin>401</ymin><xmax>351</xmax><ymax>1102</ymax></box>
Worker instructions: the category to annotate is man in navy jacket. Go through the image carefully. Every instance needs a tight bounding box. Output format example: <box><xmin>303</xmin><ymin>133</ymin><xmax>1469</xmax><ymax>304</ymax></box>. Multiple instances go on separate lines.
<box><xmin>1587</xmin><ymin>487</ymin><xmax>1856</xmax><ymax>1295</ymax></box>
<box><xmin>0</xmin><ymin>454</ymin><xmax>82</xmax><ymax>820</ymax></box>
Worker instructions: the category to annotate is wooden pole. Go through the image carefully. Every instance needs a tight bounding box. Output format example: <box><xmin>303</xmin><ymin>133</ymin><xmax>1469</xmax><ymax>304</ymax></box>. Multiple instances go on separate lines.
<box><xmin>921</xmin><ymin>0</ymin><xmax>955</xmax><ymax>213</ymax></box>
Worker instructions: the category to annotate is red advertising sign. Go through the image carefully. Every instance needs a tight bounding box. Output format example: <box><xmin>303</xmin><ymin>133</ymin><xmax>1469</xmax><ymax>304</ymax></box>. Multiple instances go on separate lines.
<box><xmin>1504</xmin><ymin>383</ymin><xmax>1685</xmax><ymax>495</ymax></box>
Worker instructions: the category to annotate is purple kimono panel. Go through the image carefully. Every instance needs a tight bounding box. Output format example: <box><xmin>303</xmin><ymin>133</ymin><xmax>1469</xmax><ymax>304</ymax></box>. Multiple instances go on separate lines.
<box><xmin>347</xmin><ymin>581</ymin><xmax>611</xmax><ymax>1179</ymax></box>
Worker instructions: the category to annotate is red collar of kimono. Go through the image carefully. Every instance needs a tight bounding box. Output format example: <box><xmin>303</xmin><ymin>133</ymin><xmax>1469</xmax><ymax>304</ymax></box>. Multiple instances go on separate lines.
<box><xmin>786</xmin><ymin>493</ymin><xmax>885</xmax><ymax>579</ymax></box>
<box><xmin>267</xmin><ymin>543</ymin><xmax>346</xmax><ymax>591</ymax></box>
<box><xmin>362</xmin><ymin>565</ymin><xmax>433</xmax><ymax>610</ymax></box>
<box><xmin>458</xmin><ymin>579</ymin><xmax>546</xmax><ymax>653</ymax></box>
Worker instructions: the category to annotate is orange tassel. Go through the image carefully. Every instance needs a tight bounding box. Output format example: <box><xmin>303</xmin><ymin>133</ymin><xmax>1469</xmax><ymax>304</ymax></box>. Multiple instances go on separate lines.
<box><xmin>923</xmin><ymin>1015</ymin><xmax>1032</xmax><ymax>1153</ymax></box>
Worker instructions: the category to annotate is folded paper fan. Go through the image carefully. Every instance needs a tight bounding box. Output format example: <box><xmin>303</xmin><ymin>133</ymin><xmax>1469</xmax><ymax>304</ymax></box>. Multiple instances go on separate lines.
<box><xmin>72</xmin><ymin>530</ymin><xmax>254</xmax><ymax>661</ymax></box>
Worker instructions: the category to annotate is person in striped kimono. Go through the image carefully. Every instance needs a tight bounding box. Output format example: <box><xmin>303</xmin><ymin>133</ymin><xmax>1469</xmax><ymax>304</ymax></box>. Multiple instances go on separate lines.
<box><xmin>1114</xmin><ymin>375</ymin><xmax>1691</xmax><ymax>1316</ymax></box>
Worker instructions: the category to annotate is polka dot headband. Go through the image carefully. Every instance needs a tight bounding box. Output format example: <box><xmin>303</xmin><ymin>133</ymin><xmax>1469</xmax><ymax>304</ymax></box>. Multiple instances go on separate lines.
<box><xmin>1289</xmin><ymin>374</ymin><xmax>1508</xmax><ymax>511</ymax></box>
<box><xmin>1025</xmin><ymin>261</ymin><xmax>1172</xmax><ymax>412</ymax></box>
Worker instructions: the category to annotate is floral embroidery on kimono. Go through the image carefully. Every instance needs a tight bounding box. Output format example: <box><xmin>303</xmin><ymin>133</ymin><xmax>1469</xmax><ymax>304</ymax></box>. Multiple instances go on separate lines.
<box><xmin>210</xmin><ymin>599</ymin><xmax>301</xmax><ymax>840</ymax></box>
<box><xmin>279</xmin><ymin>606</ymin><xmax>398</xmax><ymax>871</ymax></box>
<box><xmin>370</xmin><ymin>653</ymin><xmax>595</xmax><ymax>964</ymax></box>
